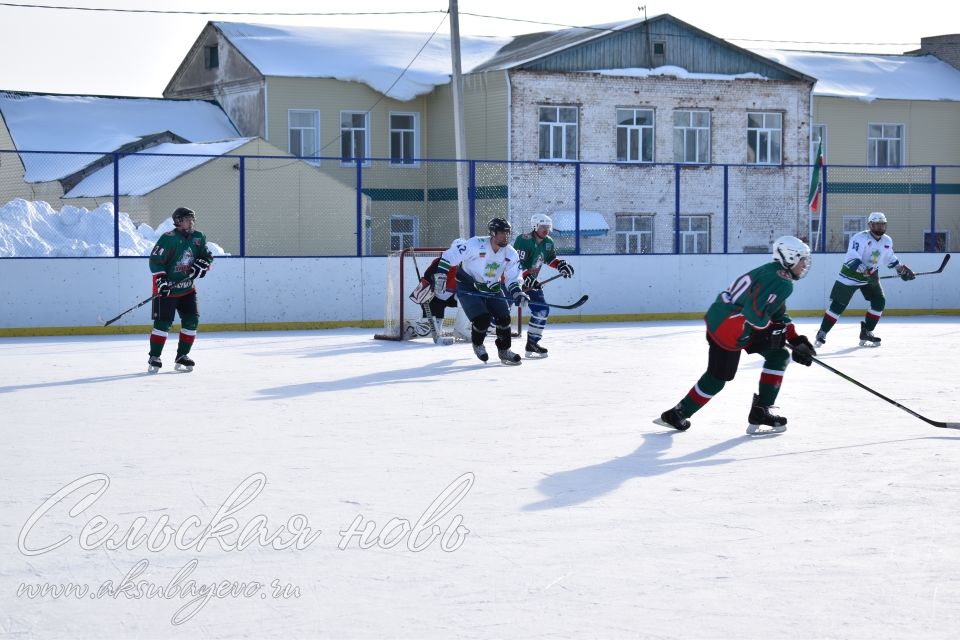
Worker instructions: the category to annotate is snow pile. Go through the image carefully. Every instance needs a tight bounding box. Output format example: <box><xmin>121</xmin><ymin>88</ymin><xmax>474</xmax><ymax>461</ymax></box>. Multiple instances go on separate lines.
<box><xmin>0</xmin><ymin>199</ymin><xmax>228</xmax><ymax>257</ymax></box>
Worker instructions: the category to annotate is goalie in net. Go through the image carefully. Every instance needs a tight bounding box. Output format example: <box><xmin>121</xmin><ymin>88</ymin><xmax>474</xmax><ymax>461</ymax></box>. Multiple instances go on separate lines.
<box><xmin>374</xmin><ymin>248</ymin><xmax>522</xmax><ymax>344</ymax></box>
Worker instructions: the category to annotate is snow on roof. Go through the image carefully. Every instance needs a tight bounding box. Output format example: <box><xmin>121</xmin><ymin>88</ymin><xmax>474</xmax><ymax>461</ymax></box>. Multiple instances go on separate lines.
<box><xmin>594</xmin><ymin>66</ymin><xmax>768</xmax><ymax>81</ymax></box>
<box><xmin>214</xmin><ymin>22</ymin><xmax>513</xmax><ymax>101</ymax></box>
<box><xmin>65</xmin><ymin>139</ymin><xmax>250</xmax><ymax>198</ymax></box>
<box><xmin>0</xmin><ymin>92</ymin><xmax>241</xmax><ymax>181</ymax></box>
<box><xmin>752</xmin><ymin>50</ymin><xmax>960</xmax><ymax>102</ymax></box>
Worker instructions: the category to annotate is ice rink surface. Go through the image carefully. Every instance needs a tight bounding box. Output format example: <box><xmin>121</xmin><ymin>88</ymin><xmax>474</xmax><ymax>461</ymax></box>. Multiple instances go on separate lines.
<box><xmin>2</xmin><ymin>317</ymin><xmax>960</xmax><ymax>639</ymax></box>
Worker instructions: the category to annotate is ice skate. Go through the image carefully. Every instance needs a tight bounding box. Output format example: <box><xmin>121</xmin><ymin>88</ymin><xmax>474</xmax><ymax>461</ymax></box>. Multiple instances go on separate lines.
<box><xmin>472</xmin><ymin>344</ymin><xmax>489</xmax><ymax>363</ymax></box>
<box><xmin>655</xmin><ymin>404</ymin><xmax>691</xmax><ymax>431</ymax></box>
<box><xmin>859</xmin><ymin>322</ymin><xmax>881</xmax><ymax>347</ymax></box>
<box><xmin>746</xmin><ymin>394</ymin><xmax>787</xmax><ymax>435</ymax></box>
<box><xmin>524</xmin><ymin>340</ymin><xmax>548</xmax><ymax>358</ymax></box>
<box><xmin>498</xmin><ymin>349</ymin><xmax>522</xmax><ymax>366</ymax></box>
<box><xmin>814</xmin><ymin>330</ymin><xmax>827</xmax><ymax>348</ymax></box>
<box><xmin>174</xmin><ymin>354</ymin><xmax>195</xmax><ymax>372</ymax></box>
<box><xmin>147</xmin><ymin>355</ymin><xmax>162</xmax><ymax>374</ymax></box>
<box><xmin>431</xmin><ymin>317</ymin><xmax>453</xmax><ymax>346</ymax></box>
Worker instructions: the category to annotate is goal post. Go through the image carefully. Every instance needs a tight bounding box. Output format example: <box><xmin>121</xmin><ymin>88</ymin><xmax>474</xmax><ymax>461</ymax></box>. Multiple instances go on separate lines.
<box><xmin>374</xmin><ymin>247</ymin><xmax>522</xmax><ymax>342</ymax></box>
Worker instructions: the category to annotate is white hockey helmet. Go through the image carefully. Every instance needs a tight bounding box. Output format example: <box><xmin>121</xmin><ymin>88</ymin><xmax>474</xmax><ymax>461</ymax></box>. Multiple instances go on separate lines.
<box><xmin>867</xmin><ymin>211</ymin><xmax>887</xmax><ymax>237</ymax></box>
<box><xmin>530</xmin><ymin>213</ymin><xmax>553</xmax><ymax>231</ymax></box>
<box><xmin>772</xmin><ymin>235</ymin><xmax>811</xmax><ymax>280</ymax></box>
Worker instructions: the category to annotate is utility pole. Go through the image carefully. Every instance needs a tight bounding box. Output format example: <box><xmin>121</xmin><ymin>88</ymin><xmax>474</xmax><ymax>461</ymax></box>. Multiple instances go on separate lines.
<box><xmin>449</xmin><ymin>0</ymin><xmax>470</xmax><ymax>239</ymax></box>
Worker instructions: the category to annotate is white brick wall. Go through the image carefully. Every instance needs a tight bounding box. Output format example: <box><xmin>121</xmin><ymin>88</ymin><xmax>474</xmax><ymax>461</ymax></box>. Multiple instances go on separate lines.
<box><xmin>508</xmin><ymin>71</ymin><xmax>813</xmax><ymax>254</ymax></box>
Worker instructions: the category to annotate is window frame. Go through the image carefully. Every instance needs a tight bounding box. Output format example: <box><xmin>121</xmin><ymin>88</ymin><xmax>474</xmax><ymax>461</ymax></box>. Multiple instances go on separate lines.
<box><xmin>340</xmin><ymin>110</ymin><xmax>371</xmax><ymax>167</ymax></box>
<box><xmin>616</xmin><ymin>108</ymin><xmax>655</xmax><ymax>163</ymax></box>
<box><xmin>747</xmin><ymin>111</ymin><xmax>783</xmax><ymax>165</ymax></box>
<box><xmin>811</xmin><ymin>124</ymin><xmax>826</xmax><ymax>164</ymax></box>
<box><xmin>204</xmin><ymin>45</ymin><xmax>219</xmax><ymax>69</ymax></box>
<box><xmin>288</xmin><ymin>109</ymin><xmax>320</xmax><ymax>166</ymax></box>
<box><xmin>679</xmin><ymin>214</ymin><xmax>710</xmax><ymax>254</ymax></box>
<box><xmin>389</xmin><ymin>111</ymin><xmax>420</xmax><ymax>167</ymax></box>
<box><xmin>538</xmin><ymin>105</ymin><xmax>578</xmax><ymax>161</ymax></box>
<box><xmin>867</xmin><ymin>122</ymin><xmax>904</xmax><ymax>167</ymax></box>
<box><xmin>842</xmin><ymin>215</ymin><xmax>866</xmax><ymax>249</ymax></box>
<box><xmin>389</xmin><ymin>214</ymin><xmax>419</xmax><ymax>251</ymax></box>
<box><xmin>615</xmin><ymin>213</ymin><xmax>654</xmax><ymax>254</ymax></box>
<box><xmin>673</xmin><ymin>110</ymin><xmax>710</xmax><ymax>164</ymax></box>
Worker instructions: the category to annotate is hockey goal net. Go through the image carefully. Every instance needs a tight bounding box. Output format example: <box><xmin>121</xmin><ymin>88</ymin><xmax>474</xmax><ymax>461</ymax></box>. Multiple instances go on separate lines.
<box><xmin>374</xmin><ymin>247</ymin><xmax>521</xmax><ymax>342</ymax></box>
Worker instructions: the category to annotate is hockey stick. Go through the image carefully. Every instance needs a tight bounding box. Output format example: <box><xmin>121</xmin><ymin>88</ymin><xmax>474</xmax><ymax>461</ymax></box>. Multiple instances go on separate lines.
<box><xmin>878</xmin><ymin>253</ymin><xmax>950</xmax><ymax>280</ymax></box>
<box><xmin>456</xmin><ymin>288</ymin><xmax>588</xmax><ymax>310</ymax></box>
<box><xmin>102</xmin><ymin>295</ymin><xmax>158</xmax><ymax>326</ymax></box>
<box><xmin>799</xmin><ymin>349</ymin><xmax>959</xmax><ymax>429</ymax></box>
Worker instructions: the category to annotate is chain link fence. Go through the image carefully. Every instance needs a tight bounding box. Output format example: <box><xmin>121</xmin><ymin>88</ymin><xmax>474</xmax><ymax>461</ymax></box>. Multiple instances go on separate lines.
<box><xmin>1</xmin><ymin>149</ymin><xmax>957</xmax><ymax>257</ymax></box>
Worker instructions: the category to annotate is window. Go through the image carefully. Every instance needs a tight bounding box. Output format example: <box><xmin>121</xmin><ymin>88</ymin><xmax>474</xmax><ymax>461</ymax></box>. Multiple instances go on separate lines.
<box><xmin>673</xmin><ymin>110</ymin><xmax>710</xmax><ymax>163</ymax></box>
<box><xmin>868</xmin><ymin>123</ymin><xmax>903</xmax><ymax>167</ymax></box>
<box><xmin>288</xmin><ymin>110</ymin><xmax>320</xmax><ymax>164</ymax></box>
<box><xmin>680</xmin><ymin>215</ymin><xmax>710</xmax><ymax>253</ymax></box>
<box><xmin>653</xmin><ymin>41</ymin><xmax>666</xmax><ymax>56</ymax></box>
<box><xmin>204</xmin><ymin>45</ymin><xmax>218</xmax><ymax>69</ymax></box>
<box><xmin>616</xmin><ymin>214</ymin><xmax>653</xmax><ymax>253</ymax></box>
<box><xmin>747</xmin><ymin>112</ymin><xmax>782</xmax><ymax>164</ymax></box>
<box><xmin>843</xmin><ymin>215</ymin><xmax>866</xmax><ymax>248</ymax></box>
<box><xmin>811</xmin><ymin>124</ymin><xmax>826</xmax><ymax>163</ymax></box>
<box><xmin>389</xmin><ymin>112</ymin><xmax>419</xmax><ymax>166</ymax></box>
<box><xmin>390</xmin><ymin>215</ymin><xmax>418</xmax><ymax>251</ymax></box>
<box><xmin>616</xmin><ymin>108</ymin><xmax>654</xmax><ymax>163</ymax></box>
<box><xmin>809</xmin><ymin>216</ymin><xmax>821</xmax><ymax>252</ymax></box>
<box><xmin>341</xmin><ymin>111</ymin><xmax>370</xmax><ymax>166</ymax></box>
<box><xmin>538</xmin><ymin>106</ymin><xmax>578</xmax><ymax>161</ymax></box>
<box><xmin>924</xmin><ymin>230</ymin><xmax>948</xmax><ymax>252</ymax></box>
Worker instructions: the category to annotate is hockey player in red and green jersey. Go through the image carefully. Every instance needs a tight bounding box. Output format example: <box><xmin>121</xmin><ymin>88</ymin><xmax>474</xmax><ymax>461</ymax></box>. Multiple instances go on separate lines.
<box><xmin>513</xmin><ymin>213</ymin><xmax>574</xmax><ymax>357</ymax></box>
<box><xmin>656</xmin><ymin>236</ymin><xmax>817</xmax><ymax>435</ymax></box>
<box><xmin>147</xmin><ymin>207</ymin><xmax>213</xmax><ymax>373</ymax></box>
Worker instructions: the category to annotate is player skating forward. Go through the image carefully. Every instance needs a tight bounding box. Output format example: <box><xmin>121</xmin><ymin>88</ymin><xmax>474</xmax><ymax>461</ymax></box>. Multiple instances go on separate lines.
<box><xmin>434</xmin><ymin>218</ymin><xmax>529</xmax><ymax>365</ymax></box>
<box><xmin>656</xmin><ymin>236</ymin><xmax>817</xmax><ymax>435</ymax></box>
<box><xmin>147</xmin><ymin>207</ymin><xmax>214</xmax><ymax>373</ymax></box>
<box><xmin>814</xmin><ymin>212</ymin><xmax>915</xmax><ymax>348</ymax></box>
<box><xmin>513</xmin><ymin>214</ymin><xmax>575</xmax><ymax>358</ymax></box>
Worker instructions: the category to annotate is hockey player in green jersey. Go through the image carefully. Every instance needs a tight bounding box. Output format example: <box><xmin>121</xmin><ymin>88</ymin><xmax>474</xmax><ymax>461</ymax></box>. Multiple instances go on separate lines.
<box><xmin>147</xmin><ymin>207</ymin><xmax>214</xmax><ymax>373</ymax></box>
<box><xmin>513</xmin><ymin>214</ymin><xmax>574</xmax><ymax>357</ymax></box>
<box><xmin>656</xmin><ymin>236</ymin><xmax>817</xmax><ymax>435</ymax></box>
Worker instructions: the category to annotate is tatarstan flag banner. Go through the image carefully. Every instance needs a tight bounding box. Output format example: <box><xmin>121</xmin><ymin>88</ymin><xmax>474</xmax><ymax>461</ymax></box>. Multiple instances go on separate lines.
<box><xmin>808</xmin><ymin>141</ymin><xmax>823</xmax><ymax>213</ymax></box>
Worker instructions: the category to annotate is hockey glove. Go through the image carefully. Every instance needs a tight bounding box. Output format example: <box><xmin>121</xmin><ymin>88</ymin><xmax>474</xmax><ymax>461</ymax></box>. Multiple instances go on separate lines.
<box><xmin>189</xmin><ymin>257</ymin><xmax>211</xmax><ymax>280</ymax></box>
<box><xmin>409</xmin><ymin>278</ymin><xmax>434</xmax><ymax>304</ymax></box>
<box><xmin>897</xmin><ymin>265</ymin><xmax>916</xmax><ymax>281</ymax></box>
<box><xmin>746</xmin><ymin>323</ymin><xmax>787</xmax><ymax>353</ymax></box>
<box><xmin>788</xmin><ymin>335</ymin><xmax>816</xmax><ymax>366</ymax></box>
<box><xmin>154</xmin><ymin>275</ymin><xmax>173</xmax><ymax>297</ymax></box>
<box><xmin>433</xmin><ymin>273</ymin><xmax>447</xmax><ymax>294</ymax></box>
<box><xmin>555</xmin><ymin>259</ymin><xmax>574</xmax><ymax>278</ymax></box>
<box><xmin>511</xmin><ymin>288</ymin><xmax>530</xmax><ymax>309</ymax></box>
<box><xmin>522</xmin><ymin>272</ymin><xmax>541</xmax><ymax>291</ymax></box>
<box><xmin>855</xmin><ymin>261</ymin><xmax>878</xmax><ymax>278</ymax></box>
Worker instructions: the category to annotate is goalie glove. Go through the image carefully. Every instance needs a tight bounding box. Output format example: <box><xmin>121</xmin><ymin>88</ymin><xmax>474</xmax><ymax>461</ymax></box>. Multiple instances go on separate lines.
<box><xmin>555</xmin><ymin>259</ymin><xmax>574</xmax><ymax>278</ymax></box>
<box><xmin>897</xmin><ymin>264</ymin><xmax>916</xmax><ymax>281</ymax></box>
<box><xmin>522</xmin><ymin>272</ymin><xmax>541</xmax><ymax>291</ymax></box>
<box><xmin>788</xmin><ymin>334</ymin><xmax>816</xmax><ymax>366</ymax></box>
<box><xmin>153</xmin><ymin>274</ymin><xmax>173</xmax><ymax>297</ymax></box>
<box><xmin>188</xmin><ymin>257</ymin><xmax>211</xmax><ymax>280</ymax></box>
<box><xmin>409</xmin><ymin>278</ymin><xmax>434</xmax><ymax>304</ymax></box>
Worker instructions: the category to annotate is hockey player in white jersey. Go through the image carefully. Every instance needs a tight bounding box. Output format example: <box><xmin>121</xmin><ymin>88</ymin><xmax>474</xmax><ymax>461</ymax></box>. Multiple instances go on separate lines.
<box><xmin>814</xmin><ymin>212</ymin><xmax>915</xmax><ymax>347</ymax></box>
<box><xmin>434</xmin><ymin>218</ymin><xmax>529</xmax><ymax>365</ymax></box>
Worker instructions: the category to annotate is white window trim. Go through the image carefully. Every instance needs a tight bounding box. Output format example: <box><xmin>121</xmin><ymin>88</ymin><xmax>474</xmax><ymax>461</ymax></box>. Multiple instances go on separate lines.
<box><xmin>679</xmin><ymin>214</ymin><xmax>710</xmax><ymax>254</ymax></box>
<box><xmin>538</xmin><ymin>105</ymin><xmax>578</xmax><ymax>162</ymax></box>
<box><xmin>389</xmin><ymin>111</ymin><xmax>420</xmax><ymax>168</ymax></box>
<box><xmin>842</xmin><ymin>215</ymin><xmax>866</xmax><ymax>248</ymax></box>
<box><xmin>340</xmin><ymin>110</ymin><xmax>371</xmax><ymax>167</ymax></box>
<box><xmin>673</xmin><ymin>110</ymin><xmax>710</xmax><ymax>164</ymax></box>
<box><xmin>747</xmin><ymin>112</ymin><xmax>783</xmax><ymax>165</ymax></box>
<box><xmin>616</xmin><ymin>108</ymin><xmax>655</xmax><ymax>164</ymax></box>
<box><xmin>867</xmin><ymin>122</ymin><xmax>905</xmax><ymax>167</ymax></box>
<box><xmin>811</xmin><ymin>124</ymin><xmax>826</xmax><ymax>164</ymax></box>
<box><xmin>288</xmin><ymin>109</ymin><xmax>320</xmax><ymax>166</ymax></box>
<box><xmin>615</xmin><ymin>213</ymin><xmax>654</xmax><ymax>254</ymax></box>
<box><xmin>389</xmin><ymin>214</ymin><xmax>419</xmax><ymax>251</ymax></box>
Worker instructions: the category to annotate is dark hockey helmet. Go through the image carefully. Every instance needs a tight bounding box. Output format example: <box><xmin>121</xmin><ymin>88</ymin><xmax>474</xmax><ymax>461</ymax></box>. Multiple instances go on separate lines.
<box><xmin>172</xmin><ymin>207</ymin><xmax>196</xmax><ymax>225</ymax></box>
<box><xmin>488</xmin><ymin>217</ymin><xmax>512</xmax><ymax>235</ymax></box>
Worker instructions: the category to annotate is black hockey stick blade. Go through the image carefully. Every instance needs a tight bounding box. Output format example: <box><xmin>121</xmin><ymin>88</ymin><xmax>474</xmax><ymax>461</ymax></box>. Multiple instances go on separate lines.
<box><xmin>103</xmin><ymin>295</ymin><xmax>157</xmax><ymax>326</ymax></box>
<box><xmin>546</xmin><ymin>294</ymin><xmax>589</xmax><ymax>310</ymax></box>
<box><xmin>879</xmin><ymin>253</ymin><xmax>950</xmax><ymax>280</ymax></box>
<box><xmin>802</xmin><ymin>349</ymin><xmax>959</xmax><ymax>429</ymax></box>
